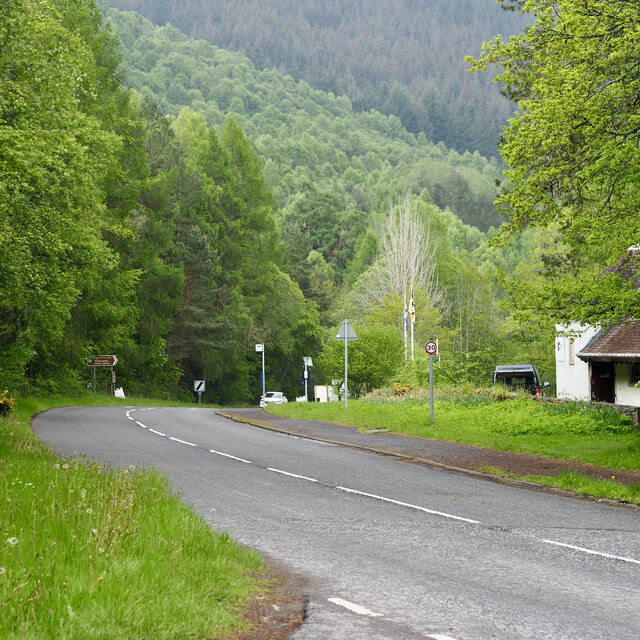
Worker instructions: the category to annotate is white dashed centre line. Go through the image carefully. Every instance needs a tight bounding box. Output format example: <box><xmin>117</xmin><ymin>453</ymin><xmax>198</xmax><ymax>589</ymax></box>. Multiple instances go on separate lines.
<box><xmin>135</xmin><ymin>421</ymin><xmax>147</xmax><ymax>428</ymax></box>
<box><xmin>147</xmin><ymin>428</ymin><xmax>166</xmax><ymax>437</ymax></box>
<box><xmin>267</xmin><ymin>468</ymin><xmax>319</xmax><ymax>483</ymax></box>
<box><xmin>542</xmin><ymin>539</ymin><xmax>640</xmax><ymax>565</ymax></box>
<box><xmin>209</xmin><ymin>449</ymin><xmax>252</xmax><ymax>464</ymax></box>
<box><xmin>336</xmin><ymin>486</ymin><xmax>480</xmax><ymax>524</ymax></box>
<box><xmin>427</xmin><ymin>634</ymin><xmax>460</xmax><ymax>640</ymax></box>
<box><xmin>328</xmin><ymin>597</ymin><xmax>383</xmax><ymax>618</ymax></box>
<box><xmin>169</xmin><ymin>436</ymin><xmax>197</xmax><ymax>447</ymax></box>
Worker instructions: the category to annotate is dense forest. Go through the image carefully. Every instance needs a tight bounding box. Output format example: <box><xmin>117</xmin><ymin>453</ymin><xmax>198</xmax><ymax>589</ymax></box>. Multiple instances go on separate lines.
<box><xmin>3</xmin><ymin>0</ymin><xmax>569</xmax><ymax>406</ymax></box>
<box><xmin>107</xmin><ymin>0</ymin><xmax>529</xmax><ymax>159</ymax></box>
<box><xmin>107</xmin><ymin>9</ymin><xmax>505</xmax><ymax>232</ymax></box>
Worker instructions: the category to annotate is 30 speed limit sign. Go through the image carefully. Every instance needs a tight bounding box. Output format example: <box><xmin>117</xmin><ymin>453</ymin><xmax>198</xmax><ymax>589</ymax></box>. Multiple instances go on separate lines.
<box><xmin>425</xmin><ymin>341</ymin><xmax>438</xmax><ymax>355</ymax></box>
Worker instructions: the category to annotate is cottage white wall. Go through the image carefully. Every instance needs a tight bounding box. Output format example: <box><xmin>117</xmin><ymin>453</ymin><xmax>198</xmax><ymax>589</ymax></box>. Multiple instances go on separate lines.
<box><xmin>614</xmin><ymin>365</ymin><xmax>640</xmax><ymax>405</ymax></box>
<box><xmin>555</xmin><ymin>324</ymin><xmax>597</xmax><ymax>400</ymax></box>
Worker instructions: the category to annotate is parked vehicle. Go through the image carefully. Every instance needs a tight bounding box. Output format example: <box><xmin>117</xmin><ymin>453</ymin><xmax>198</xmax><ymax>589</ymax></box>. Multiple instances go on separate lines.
<box><xmin>259</xmin><ymin>391</ymin><xmax>288</xmax><ymax>408</ymax></box>
<box><xmin>493</xmin><ymin>364</ymin><xmax>549</xmax><ymax>396</ymax></box>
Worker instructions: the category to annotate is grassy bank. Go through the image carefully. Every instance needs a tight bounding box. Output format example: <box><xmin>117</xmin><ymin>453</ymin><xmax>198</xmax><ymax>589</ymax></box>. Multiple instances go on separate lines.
<box><xmin>0</xmin><ymin>395</ymin><xmax>267</xmax><ymax>639</ymax></box>
<box><xmin>268</xmin><ymin>390</ymin><xmax>640</xmax><ymax>503</ymax></box>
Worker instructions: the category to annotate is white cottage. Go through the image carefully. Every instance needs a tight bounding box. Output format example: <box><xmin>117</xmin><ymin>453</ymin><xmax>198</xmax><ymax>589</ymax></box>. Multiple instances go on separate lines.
<box><xmin>556</xmin><ymin>321</ymin><xmax>640</xmax><ymax>404</ymax></box>
<box><xmin>555</xmin><ymin>248</ymin><xmax>640</xmax><ymax>406</ymax></box>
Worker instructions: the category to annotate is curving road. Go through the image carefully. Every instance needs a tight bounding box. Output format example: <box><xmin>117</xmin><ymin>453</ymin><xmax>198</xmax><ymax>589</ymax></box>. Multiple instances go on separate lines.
<box><xmin>33</xmin><ymin>406</ymin><xmax>640</xmax><ymax>640</ymax></box>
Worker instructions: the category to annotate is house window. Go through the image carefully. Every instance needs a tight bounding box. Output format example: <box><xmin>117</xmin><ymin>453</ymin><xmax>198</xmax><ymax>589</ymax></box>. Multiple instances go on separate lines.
<box><xmin>631</xmin><ymin>363</ymin><xmax>640</xmax><ymax>384</ymax></box>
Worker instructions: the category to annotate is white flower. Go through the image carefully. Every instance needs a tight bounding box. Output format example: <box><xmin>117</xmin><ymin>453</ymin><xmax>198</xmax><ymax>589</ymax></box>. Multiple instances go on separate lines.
<box><xmin>6</xmin><ymin>537</ymin><xmax>18</xmax><ymax>546</ymax></box>
<box><xmin>62</xmin><ymin>464</ymin><xmax>68</xmax><ymax>469</ymax></box>
<box><xmin>54</xmin><ymin>464</ymin><xmax>60</xmax><ymax>469</ymax></box>
<box><xmin>86</xmin><ymin>508</ymin><xmax>92</xmax><ymax>514</ymax></box>
<box><xmin>0</xmin><ymin>567</ymin><xmax>6</xmax><ymax>574</ymax></box>
<box><xmin>92</xmin><ymin>529</ymin><xmax>98</xmax><ymax>535</ymax></box>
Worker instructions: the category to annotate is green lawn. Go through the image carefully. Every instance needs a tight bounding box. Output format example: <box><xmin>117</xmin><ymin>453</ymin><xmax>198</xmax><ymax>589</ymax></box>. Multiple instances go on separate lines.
<box><xmin>0</xmin><ymin>395</ymin><xmax>269</xmax><ymax>640</ymax></box>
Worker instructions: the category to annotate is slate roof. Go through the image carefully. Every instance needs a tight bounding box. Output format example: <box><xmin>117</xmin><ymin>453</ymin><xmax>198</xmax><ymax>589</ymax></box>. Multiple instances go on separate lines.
<box><xmin>577</xmin><ymin>320</ymin><xmax>640</xmax><ymax>362</ymax></box>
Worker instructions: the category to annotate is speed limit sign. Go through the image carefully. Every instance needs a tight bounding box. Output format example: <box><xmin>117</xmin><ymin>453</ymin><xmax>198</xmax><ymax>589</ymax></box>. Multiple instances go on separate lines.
<box><xmin>425</xmin><ymin>341</ymin><xmax>438</xmax><ymax>355</ymax></box>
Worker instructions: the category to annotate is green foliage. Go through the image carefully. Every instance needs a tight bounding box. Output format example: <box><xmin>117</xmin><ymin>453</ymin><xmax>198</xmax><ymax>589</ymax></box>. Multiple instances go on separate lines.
<box><xmin>0</xmin><ymin>1</ymin><xmax>322</xmax><ymax>402</ymax></box>
<box><xmin>320</xmin><ymin>324</ymin><xmax>404</xmax><ymax>397</ymax></box>
<box><xmin>106</xmin><ymin>8</ymin><xmax>505</xmax><ymax>232</ymax></box>
<box><xmin>468</xmin><ymin>0</ymin><xmax>640</xmax><ymax>325</ymax></box>
<box><xmin>0</xmin><ymin>0</ymin><xmax>122</xmax><ymax>389</ymax></box>
<box><xmin>109</xmin><ymin>0</ymin><xmax>529</xmax><ymax>158</ymax></box>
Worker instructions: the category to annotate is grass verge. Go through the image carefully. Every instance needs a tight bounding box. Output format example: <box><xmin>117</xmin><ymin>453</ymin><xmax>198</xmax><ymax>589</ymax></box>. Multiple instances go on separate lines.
<box><xmin>481</xmin><ymin>467</ymin><xmax>640</xmax><ymax>504</ymax></box>
<box><xmin>268</xmin><ymin>393</ymin><xmax>640</xmax><ymax>503</ymax></box>
<box><xmin>1</xmin><ymin>394</ymin><xmax>267</xmax><ymax>639</ymax></box>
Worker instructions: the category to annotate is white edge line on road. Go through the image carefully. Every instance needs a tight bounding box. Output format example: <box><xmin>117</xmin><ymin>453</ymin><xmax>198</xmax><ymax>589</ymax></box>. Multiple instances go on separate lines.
<box><xmin>328</xmin><ymin>597</ymin><xmax>383</xmax><ymax>618</ymax></box>
<box><xmin>427</xmin><ymin>635</ymin><xmax>459</xmax><ymax>640</ymax></box>
<box><xmin>148</xmin><ymin>428</ymin><xmax>166</xmax><ymax>437</ymax></box>
<box><xmin>542</xmin><ymin>539</ymin><xmax>640</xmax><ymax>565</ymax></box>
<box><xmin>169</xmin><ymin>436</ymin><xmax>197</xmax><ymax>447</ymax></box>
<box><xmin>135</xmin><ymin>421</ymin><xmax>147</xmax><ymax>429</ymax></box>
<box><xmin>336</xmin><ymin>486</ymin><xmax>480</xmax><ymax>524</ymax></box>
<box><xmin>267</xmin><ymin>468</ymin><xmax>319</xmax><ymax>483</ymax></box>
<box><xmin>209</xmin><ymin>449</ymin><xmax>252</xmax><ymax>464</ymax></box>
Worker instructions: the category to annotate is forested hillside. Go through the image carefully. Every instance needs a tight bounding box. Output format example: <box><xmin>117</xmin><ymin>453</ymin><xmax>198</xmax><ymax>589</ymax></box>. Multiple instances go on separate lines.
<box><xmin>107</xmin><ymin>9</ymin><xmax>505</xmax><ymax>233</ymax></box>
<box><xmin>1</xmin><ymin>0</ymin><xmax>556</xmax><ymax>405</ymax></box>
<box><xmin>0</xmin><ymin>0</ymin><xmax>321</xmax><ymax>402</ymax></box>
<box><xmin>107</xmin><ymin>0</ymin><xmax>528</xmax><ymax>158</ymax></box>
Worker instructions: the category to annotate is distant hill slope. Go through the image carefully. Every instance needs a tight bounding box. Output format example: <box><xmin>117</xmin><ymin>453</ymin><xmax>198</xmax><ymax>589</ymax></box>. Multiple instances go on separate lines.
<box><xmin>108</xmin><ymin>9</ymin><xmax>504</xmax><ymax>231</ymax></box>
<box><xmin>108</xmin><ymin>0</ymin><xmax>528</xmax><ymax>159</ymax></box>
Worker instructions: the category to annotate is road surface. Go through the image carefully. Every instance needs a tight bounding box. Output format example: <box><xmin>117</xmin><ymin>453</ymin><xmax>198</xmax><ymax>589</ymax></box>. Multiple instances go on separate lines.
<box><xmin>33</xmin><ymin>406</ymin><xmax>640</xmax><ymax>640</ymax></box>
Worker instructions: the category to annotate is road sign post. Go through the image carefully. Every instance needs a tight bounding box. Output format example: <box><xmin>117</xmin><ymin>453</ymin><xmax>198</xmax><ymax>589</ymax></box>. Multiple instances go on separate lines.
<box><xmin>335</xmin><ymin>320</ymin><xmax>358</xmax><ymax>409</ymax></box>
<box><xmin>194</xmin><ymin>380</ymin><xmax>205</xmax><ymax>403</ymax></box>
<box><xmin>425</xmin><ymin>342</ymin><xmax>438</xmax><ymax>422</ymax></box>
<box><xmin>87</xmin><ymin>355</ymin><xmax>118</xmax><ymax>393</ymax></box>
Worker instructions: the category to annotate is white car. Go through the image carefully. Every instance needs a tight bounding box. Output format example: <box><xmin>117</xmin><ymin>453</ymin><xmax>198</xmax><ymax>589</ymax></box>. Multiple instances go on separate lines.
<box><xmin>259</xmin><ymin>391</ymin><xmax>288</xmax><ymax>408</ymax></box>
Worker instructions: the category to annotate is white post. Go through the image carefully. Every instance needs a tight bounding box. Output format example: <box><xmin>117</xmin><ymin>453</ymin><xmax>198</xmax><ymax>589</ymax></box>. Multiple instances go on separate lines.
<box><xmin>410</xmin><ymin>283</ymin><xmax>415</xmax><ymax>362</ymax></box>
<box><xmin>262</xmin><ymin>348</ymin><xmax>265</xmax><ymax>399</ymax></box>
<box><xmin>404</xmin><ymin>290</ymin><xmax>408</xmax><ymax>362</ymax></box>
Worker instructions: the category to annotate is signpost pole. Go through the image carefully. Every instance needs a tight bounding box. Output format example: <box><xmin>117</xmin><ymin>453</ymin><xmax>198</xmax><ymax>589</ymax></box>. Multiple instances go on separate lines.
<box><xmin>424</xmin><ymin>341</ymin><xmax>437</xmax><ymax>423</ymax></box>
<box><xmin>335</xmin><ymin>321</ymin><xmax>357</xmax><ymax>410</ymax></box>
<box><xmin>429</xmin><ymin>353</ymin><xmax>434</xmax><ymax>423</ymax></box>
<box><xmin>344</xmin><ymin>327</ymin><xmax>348</xmax><ymax>409</ymax></box>
<box><xmin>93</xmin><ymin>366</ymin><xmax>96</xmax><ymax>394</ymax></box>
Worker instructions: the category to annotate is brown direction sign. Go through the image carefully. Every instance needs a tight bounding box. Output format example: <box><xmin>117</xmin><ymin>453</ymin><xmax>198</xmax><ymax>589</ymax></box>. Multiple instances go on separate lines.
<box><xmin>87</xmin><ymin>355</ymin><xmax>118</xmax><ymax>367</ymax></box>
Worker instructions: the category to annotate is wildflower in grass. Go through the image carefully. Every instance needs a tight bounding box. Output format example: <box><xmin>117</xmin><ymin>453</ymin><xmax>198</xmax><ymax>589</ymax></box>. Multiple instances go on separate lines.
<box><xmin>86</xmin><ymin>508</ymin><xmax>92</xmax><ymax>514</ymax></box>
<box><xmin>6</xmin><ymin>537</ymin><xmax>18</xmax><ymax>546</ymax></box>
<box><xmin>62</xmin><ymin>464</ymin><xmax>68</xmax><ymax>469</ymax></box>
<box><xmin>0</xmin><ymin>567</ymin><xmax>5</xmax><ymax>574</ymax></box>
<box><xmin>54</xmin><ymin>464</ymin><xmax>60</xmax><ymax>469</ymax></box>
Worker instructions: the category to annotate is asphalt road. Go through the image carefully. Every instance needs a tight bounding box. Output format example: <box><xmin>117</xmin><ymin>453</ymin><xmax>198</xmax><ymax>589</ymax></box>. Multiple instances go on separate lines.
<box><xmin>33</xmin><ymin>406</ymin><xmax>640</xmax><ymax>640</ymax></box>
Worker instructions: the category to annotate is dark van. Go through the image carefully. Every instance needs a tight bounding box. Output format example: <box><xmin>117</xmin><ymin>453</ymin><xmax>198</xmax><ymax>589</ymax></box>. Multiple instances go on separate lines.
<box><xmin>493</xmin><ymin>364</ymin><xmax>549</xmax><ymax>396</ymax></box>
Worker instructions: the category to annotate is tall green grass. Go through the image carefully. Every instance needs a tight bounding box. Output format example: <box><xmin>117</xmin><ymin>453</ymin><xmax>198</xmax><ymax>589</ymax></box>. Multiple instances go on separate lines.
<box><xmin>1</xmin><ymin>396</ymin><xmax>266</xmax><ymax>639</ymax></box>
